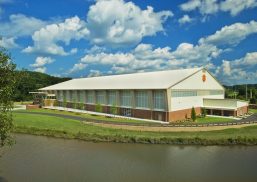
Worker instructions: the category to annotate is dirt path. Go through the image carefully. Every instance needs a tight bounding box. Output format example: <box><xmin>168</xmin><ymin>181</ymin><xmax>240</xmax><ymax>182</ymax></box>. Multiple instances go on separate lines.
<box><xmin>88</xmin><ymin>122</ymin><xmax>257</xmax><ymax>132</ymax></box>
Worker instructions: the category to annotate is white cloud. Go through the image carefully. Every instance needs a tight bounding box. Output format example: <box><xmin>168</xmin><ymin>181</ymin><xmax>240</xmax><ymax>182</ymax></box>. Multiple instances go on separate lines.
<box><xmin>0</xmin><ymin>37</ymin><xmax>18</xmax><ymax>49</ymax></box>
<box><xmin>23</xmin><ymin>16</ymin><xmax>89</xmax><ymax>56</ymax></box>
<box><xmin>180</xmin><ymin>0</ymin><xmax>219</xmax><ymax>15</ymax></box>
<box><xmin>69</xmin><ymin>63</ymin><xmax>87</xmax><ymax>73</ymax></box>
<box><xmin>178</xmin><ymin>14</ymin><xmax>193</xmax><ymax>25</ymax></box>
<box><xmin>180</xmin><ymin>0</ymin><xmax>257</xmax><ymax>16</ymax></box>
<box><xmin>199</xmin><ymin>21</ymin><xmax>257</xmax><ymax>46</ymax></box>
<box><xmin>86</xmin><ymin>0</ymin><xmax>173</xmax><ymax>47</ymax></box>
<box><xmin>30</xmin><ymin>56</ymin><xmax>54</xmax><ymax>68</ymax></box>
<box><xmin>220</xmin><ymin>0</ymin><xmax>257</xmax><ymax>16</ymax></box>
<box><xmin>34</xmin><ymin>67</ymin><xmax>47</xmax><ymax>73</ymax></box>
<box><xmin>87</xmin><ymin>69</ymin><xmax>102</xmax><ymax>77</ymax></box>
<box><xmin>215</xmin><ymin>52</ymin><xmax>257</xmax><ymax>84</ymax></box>
<box><xmin>0</xmin><ymin>14</ymin><xmax>48</xmax><ymax>37</ymax></box>
<box><xmin>77</xmin><ymin>42</ymin><xmax>221</xmax><ymax>74</ymax></box>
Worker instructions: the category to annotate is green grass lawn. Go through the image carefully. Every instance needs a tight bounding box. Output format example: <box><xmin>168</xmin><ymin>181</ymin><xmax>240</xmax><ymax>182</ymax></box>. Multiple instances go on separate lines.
<box><xmin>196</xmin><ymin>116</ymin><xmax>234</xmax><ymax>123</ymax></box>
<box><xmin>15</xmin><ymin>108</ymin><xmax>235</xmax><ymax>124</ymax></box>
<box><xmin>14</xmin><ymin>109</ymin><xmax>153</xmax><ymax>124</ymax></box>
<box><xmin>12</xmin><ymin>112</ymin><xmax>257</xmax><ymax>145</ymax></box>
<box><xmin>250</xmin><ymin>109</ymin><xmax>257</xmax><ymax>114</ymax></box>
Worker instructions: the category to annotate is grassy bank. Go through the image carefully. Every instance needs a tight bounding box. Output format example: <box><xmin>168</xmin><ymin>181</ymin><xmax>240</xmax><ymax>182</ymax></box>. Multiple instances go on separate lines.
<box><xmin>12</xmin><ymin>112</ymin><xmax>257</xmax><ymax>145</ymax></box>
<box><xmin>16</xmin><ymin>108</ymin><xmax>235</xmax><ymax>124</ymax></box>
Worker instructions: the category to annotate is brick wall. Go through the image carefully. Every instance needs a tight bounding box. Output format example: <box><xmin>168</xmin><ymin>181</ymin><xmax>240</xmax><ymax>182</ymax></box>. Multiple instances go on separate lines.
<box><xmin>26</xmin><ymin>105</ymin><xmax>40</xmax><ymax>110</ymax></box>
<box><xmin>168</xmin><ymin>107</ymin><xmax>201</xmax><ymax>122</ymax></box>
<box><xmin>236</xmin><ymin>106</ymin><xmax>248</xmax><ymax>116</ymax></box>
<box><xmin>133</xmin><ymin>109</ymin><xmax>152</xmax><ymax>120</ymax></box>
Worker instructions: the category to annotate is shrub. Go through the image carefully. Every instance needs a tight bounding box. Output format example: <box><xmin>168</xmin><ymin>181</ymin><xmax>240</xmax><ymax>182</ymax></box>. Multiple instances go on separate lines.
<box><xmin>201</xmin><ymin>107</ymin><xmax>207</xmax><ymax>117</ymax></box>
<box><xmin>111</xmin><ymin>104</ymin><xmax>118</xmax><ymax>115</ymax></box>
<box><xmin>95</xmin><ymin>103</ymin><xmax>103</xmax><ymax>113</ymax></box>
<box><xmin>78</xmin><ymin>102</ymin><xmax>84</xmax><ymax>110</ymax></box>
<box><xmin>191</xmin><ymin>107</ymin><xmax>196</xmax><ymax>122</ymax></box>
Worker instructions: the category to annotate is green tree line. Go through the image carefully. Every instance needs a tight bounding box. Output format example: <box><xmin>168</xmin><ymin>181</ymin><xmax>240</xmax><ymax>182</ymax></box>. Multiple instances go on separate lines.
<box><xmin>225</xmin><ymin>84</ymin><xmax>257</xmax><ymax>104</ymax></box>
<box><xmin>14</xmin><ymin>70</ymin><xmax>71</xmax><ymax>101</ymax></box>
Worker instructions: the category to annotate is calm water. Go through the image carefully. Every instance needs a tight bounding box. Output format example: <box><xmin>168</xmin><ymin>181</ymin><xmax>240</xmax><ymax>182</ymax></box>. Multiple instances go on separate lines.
<box><xmin>0</xmin><ymin>134</ymin><xmax>257</xmax><ymax>182</ymax></box>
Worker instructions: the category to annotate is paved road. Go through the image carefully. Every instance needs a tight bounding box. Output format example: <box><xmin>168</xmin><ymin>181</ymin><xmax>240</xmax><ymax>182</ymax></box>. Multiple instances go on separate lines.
<box><xmin>14</xmin><ymin>111</ymin><xmax>257</xmax><ymax>127</ymax></box>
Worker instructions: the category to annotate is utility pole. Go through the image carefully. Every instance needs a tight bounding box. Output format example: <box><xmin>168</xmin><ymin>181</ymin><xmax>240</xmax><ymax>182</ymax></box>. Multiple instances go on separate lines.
<box><xmin>245</xmin><ymin>76</ymin><xmax>248</xmax><ymax>101</ymax></box>
<box><xmin>246</xmin><ymin>84</ymin><xmax>248</xmax><ymax>100</ymax></box>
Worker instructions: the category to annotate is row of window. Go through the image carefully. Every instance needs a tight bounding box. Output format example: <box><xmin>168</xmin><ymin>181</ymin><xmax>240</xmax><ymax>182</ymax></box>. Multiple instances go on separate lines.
<box><xmin>171</xmin><ymin>90</ymin><xmax>224</xmax><ymax>97</ymax></box>
<box><xmin>56</xmin><ymin>90</ymin><xmax>166</xmax><ymax>110</ymax></box>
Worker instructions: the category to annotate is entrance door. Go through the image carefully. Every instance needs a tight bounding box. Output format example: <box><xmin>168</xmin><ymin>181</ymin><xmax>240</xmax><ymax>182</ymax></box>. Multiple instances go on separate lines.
<box><xmin>157</xmin><ymin>113</ymin><xmax>162</xmax><ymax>121</ymax></box>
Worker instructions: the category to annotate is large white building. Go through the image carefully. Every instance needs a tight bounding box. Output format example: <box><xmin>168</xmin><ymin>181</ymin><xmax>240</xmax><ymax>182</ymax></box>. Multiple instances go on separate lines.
<box><xmin>40</xmin><ymin>67</ymin><xmax>248</xmax><ymax>122</ymax></box>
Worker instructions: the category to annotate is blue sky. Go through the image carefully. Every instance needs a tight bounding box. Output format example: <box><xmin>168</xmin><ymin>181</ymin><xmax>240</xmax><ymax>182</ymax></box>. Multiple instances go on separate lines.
<box><xmin>0</xmin><ymin>0</ymin><xmax>257</xmax><ymax>85</ymax></box>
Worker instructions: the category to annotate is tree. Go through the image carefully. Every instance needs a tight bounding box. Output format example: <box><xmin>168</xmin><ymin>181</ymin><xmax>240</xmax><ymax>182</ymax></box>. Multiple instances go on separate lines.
<box><xmin>191</xmin><ymin>107</ymin><xmax>196</xmax><ymax>122</ymax></box>
<box><xmin>201</xmin><ymin>107</ymin><xmax>207</xmax><ymax>117</ymax></box>
<box><xmin>0</xmin><ymin>47</ymin><xmax>17</xmax><ymax>147</ymax></box>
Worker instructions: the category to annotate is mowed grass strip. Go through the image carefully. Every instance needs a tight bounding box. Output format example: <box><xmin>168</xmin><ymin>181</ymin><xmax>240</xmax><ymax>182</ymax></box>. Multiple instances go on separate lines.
<box><xmin>12</xmin><ymin>112</ymin><xmax>257</xmax><ymax>145</ymax></box>
<box><xmin>18</xmin><ymin>109</ymin><xmax>151</xmax><ymax>124</ymax></box>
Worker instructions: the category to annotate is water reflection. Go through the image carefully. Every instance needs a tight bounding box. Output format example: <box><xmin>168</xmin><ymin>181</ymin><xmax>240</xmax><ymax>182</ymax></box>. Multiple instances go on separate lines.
<box><xmin>0</xmin><ymin>134</ymin><xmax>257</xmax><ymax>182</ymax></box>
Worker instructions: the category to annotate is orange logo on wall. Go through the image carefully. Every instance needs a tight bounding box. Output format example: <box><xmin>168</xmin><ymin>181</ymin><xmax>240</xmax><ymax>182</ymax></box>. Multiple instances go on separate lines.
<box><xmin>202</xmin><ymin>74</ymin><xmax>206</xmax><ymax>82</ymax></box>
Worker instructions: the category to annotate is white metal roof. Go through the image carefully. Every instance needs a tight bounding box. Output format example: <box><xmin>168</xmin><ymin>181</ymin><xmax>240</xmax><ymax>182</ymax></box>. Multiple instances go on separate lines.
<box><xmin>39</xmin><ymin>67</ymin><xmax>203</xmax><ymax>91</ymax></box>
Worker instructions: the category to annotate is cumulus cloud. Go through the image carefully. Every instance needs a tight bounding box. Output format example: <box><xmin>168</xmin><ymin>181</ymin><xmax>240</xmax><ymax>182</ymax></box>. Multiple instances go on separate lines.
<box><xmin>23</xmin><ymin>16</ymin><xmax>89</xmax><ymax>56</ymax></box>
<box><xmin>34</xmin><ymin>67</ymin><xmax>47</xmax><ymax>73</ymax></box>
<box><xmin>199</xmin><ymin>21</ymin><xmax>257</xmax><ymax>46</ymax></box>
<box><xmin>220</xmin><ymin>0</ymin><xmax>257</xmax><ymax>16</ymax></box>
<box><xmin>30</xmin><ymin>56</ymin><xmax>54</xmax><ymax>68</ymax></box>
<box><xmin>87</xmin><ymin>69</ymin><xmax>103</xmax><ymax>77</ymax></box>
<box><xmin>180</xmin><ymin>0</ymin><xmax>257</xmax><ymax>16</ymax></box>
<box><xmin>215</xmin><ymin>52</ymin><xmax>257</xmax><ymax>84</ymax></box>
<box><xmin>0</xmin><ymin>37</ymin><xmax>18</xmax><ymax>49</ymax></box>
<box><xmin>30</xmin><ymin>56</ymin><xmax>54</xmax><ymax>73</ymax></box>
<box><xmin>0</xmin><ymin>14</ymin><xmax>48</xmax><ymax>37</ymax></box>
<box><xmin>180</xmin><ymin>0</ymin><xmax>219</xmax><ymax>15</ymax></box>
<box><xmin>75</xmin><ymin>42</ymin><xmax>221</xmax><ymax>75</ymax></box>
<box><xmin>86</xmin><ymin>0</ymin><xmax>173</xmax><ymax>47</ymax></box>
<box><xmin>0</xmin><ymin>14</ymin><xmax>48</xmax><ymax>49</ymax></box>
<box><xmin>69</xmin><ymin>63</ymin><xmax>87</xmax><ymax>73</ymax></box>
<box><xmin>178</xmin><ymin>15</ymin><xmax>193</xmax><ymax>25</ymax></box>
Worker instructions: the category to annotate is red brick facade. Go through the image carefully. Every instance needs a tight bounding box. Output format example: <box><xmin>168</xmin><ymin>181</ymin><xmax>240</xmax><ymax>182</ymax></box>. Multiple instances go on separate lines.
<box><xmin>57</xmin><ymin>101</ymin><xmax>248</xmax><ymax>122</ymax></box>
<box><xmin>236</xmin><ymin>106</ymin><xmax>248</xmax><ymax>116</ymax></box>
<box><xmin>168</xmin><ymin>107</ymin><xmax>201</xmax><ymax>122</ymax></box>
<box><xmin>26</xmin><ymin>104</ymin><xmax>40</xmax><ymax>110</ymax></box>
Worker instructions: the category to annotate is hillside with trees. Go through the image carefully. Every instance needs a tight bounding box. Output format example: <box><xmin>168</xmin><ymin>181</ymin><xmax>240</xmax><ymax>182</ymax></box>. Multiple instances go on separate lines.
<box><xmin>14</xmin><ymin>70</ymin><xmax>71</xmax><ymax>101</ymax></box>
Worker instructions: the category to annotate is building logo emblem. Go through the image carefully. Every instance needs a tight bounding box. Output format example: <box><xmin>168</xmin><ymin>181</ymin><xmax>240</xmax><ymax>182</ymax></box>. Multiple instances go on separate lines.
<box><xmin>202</xmin><ymin>70</ymin><xmax>206</xmax><ymax>82</ymax></box>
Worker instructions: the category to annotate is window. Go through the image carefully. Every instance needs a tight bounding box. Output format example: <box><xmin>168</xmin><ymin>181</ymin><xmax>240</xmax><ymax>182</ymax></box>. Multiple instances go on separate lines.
<box><xmin>136</xmin><ymin>91</ymin><xmax>149</xmax><ymax>109</ymax></box>
<box><xmin>86</xmin><ymin>91</ymin><xmax>94</xmax><ymax>104</ymax></box>
<box><xmin>57</xmin><ymin>90</ymin><xmax>64</xmax><ymax>101</ymax></box>
<box><xmin>108</xmin><ymin>91</ymin><xmax>117</xmax><ymax>105</ymax></box>
<box><xmin>63</xmin><ymin>90</ymin><xmax>67</xmax><ymax>101</ymax></box>
<box><xmin>210</xmin><ymin>90</ymin><xmax>223</xmax><ymax>95</ymax></box>
<box><xmin>66</xmin><ymin>90</ymin><xmax>71</xmax><ymax>102</ymax></box>
<box><xmin>120</xmin><ymin>90</ymin><xmax>132</xmax><ymax>107</ymax></box>
<box><xmin>154</xmin><ymin>90</ymin><xmax>165</xmax><ymax>110</ymax></box>
<box><xmin>171</xmin><ymin>91</ymin><xmax>197</xmax><ymax>97</ymax></box>
<box><xmin>96</xmin><ymin>91</ymin><xmax>105</xmax><ymax>104</ymax></box>
<box><xmin>71</xmin><ymin>90</ymin><xmax>77</xmax><ymax>102</ymax></box>
<box><xmin>78</xmin><ymin>91</ymin><xmax>85</xmax><ymax>103</ymax></box>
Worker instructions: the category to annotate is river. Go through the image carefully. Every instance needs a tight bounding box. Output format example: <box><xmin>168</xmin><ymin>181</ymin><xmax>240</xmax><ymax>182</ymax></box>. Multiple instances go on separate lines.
<box><xmin>0</xmin><ymin>134</ymin><xmax>257</xmax><ymax>182</ymax></box>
